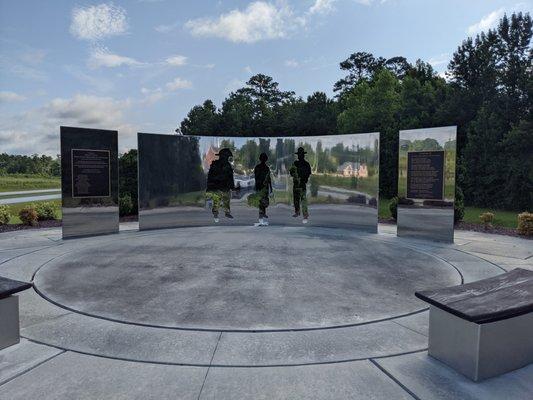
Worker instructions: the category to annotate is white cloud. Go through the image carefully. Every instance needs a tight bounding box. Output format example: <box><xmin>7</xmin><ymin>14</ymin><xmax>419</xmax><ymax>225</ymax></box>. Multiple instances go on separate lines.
<box><xmin>224</xmin><ymin>78</ymin><xmax>246</xmax><ymax>94</ymax></box>
<box><xmin>309</xmin><ymin>0</ymin><xmax>336</xmax><ymax>14</ymax></box>
<box><xmin>0</xmin><ymin>91</ymin><xmax>27</xmax><ymax>103</ymax></box>
<box><xmin>185</xmin><ymin>1</ymin><xmax>298</xmax><ymax>43</ymax></box>
<box><xmin>43</xmin><ymin>94</ymin><xmax>130</xmax><ymax>126</ymax></box>
<box><xmin>467</xmin><ymin>8</ymin><xmax>505</xmax><ymax>35</ymax></box>
<box><xmin>140</xmin><ymin>87</ymin><xmax>166</xmax><ymax>105</ymax></box>
<box><xmin>165</xmin><ymin>55</ymin><xmax>188</xmax><ymax>66</ymax></box>
<box><xmin>88</xmin><ymin>46</ymin><xmax>141</xmax><ymax>68</ymax></box>
<box><xmin>284</xmin><ymin>59</ymin><xmax>299</xmax><ymax>68</ymax></box>
<box><xmin>155</xmin><ymin>22</ymin><xmax>180</xmax><ymax>33</ymax></box>
<box><xmin>428</xmin><ymin>53</ymin><xmax>450</xmax><ymax>67</ymax></box>
<box><xmin>0</xmin><ymin>94</ymin><xmax>132</xmax><ymax>155</ymax></box>
<box><xmin>70</xmin><ymin>3</ymin><xmax>128</xmax><ymax>41</ymax></box>
<box><xmin>244</xmin><ymin>66</ymin><xmax>253</xmax><ymax>74</ymax></box>
<box><xmin>165</xmin><ymin>77</ymin><xmax>193</xmax><ymax>90</ymax></box>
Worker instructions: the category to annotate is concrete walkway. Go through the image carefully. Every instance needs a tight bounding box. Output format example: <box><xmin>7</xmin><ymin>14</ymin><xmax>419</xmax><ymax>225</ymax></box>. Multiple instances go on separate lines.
<box><xmin>0</xmin><ymin>224</ymin><xmax>531</xmax><ymax>399</ymax></box>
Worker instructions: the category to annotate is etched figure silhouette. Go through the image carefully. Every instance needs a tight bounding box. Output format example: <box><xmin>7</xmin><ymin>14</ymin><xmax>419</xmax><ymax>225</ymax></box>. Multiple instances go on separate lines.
<box><xmin>206</xmin><ymin>148</ymin><xmax>237</xmax><ymax>223</ymax></box>
<box><xmin>253</xmin><ymin>152</ymin><xmax>273</xmax><ymax>226</ymax></box>
<box><xmin>291</xmin><ymin>147</ymin><xmax>312</xmax><ymax>224</ymax></box>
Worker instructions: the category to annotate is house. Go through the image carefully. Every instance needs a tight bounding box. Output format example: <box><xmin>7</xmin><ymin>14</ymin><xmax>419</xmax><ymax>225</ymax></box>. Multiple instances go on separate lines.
<box><xmin>337</xmin><ymin>162</ymin><xmax>368</xmax><ymax>178</ymax></box>
<box><xmin>202</xmin><ymin>145</ymin><xmax>219</xmax><ymax>172</ymax></box>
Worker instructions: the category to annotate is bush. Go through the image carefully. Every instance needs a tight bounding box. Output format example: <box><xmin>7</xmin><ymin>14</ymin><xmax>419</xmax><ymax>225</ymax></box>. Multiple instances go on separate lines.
<box><xmin>389</xmin><ymin>197</ymin><xmax>398</xmax><ymax>220</ymax></box>
<box><xmin>119</xmin><ymin>193</ymin><xmax>134</xmax><ymax>217</ymax></box>
<box><xmin>19</xmin><ymin>207</ymin><xmax>38</xmax><ymax>226</ymax></box>
<box><xmin>479</xmin><ymin>212</ymin><xmax>494</xmax><ymax>229</ymax></box>
<box><xmin>309</xmin><ymin>175</ymin><xmax>319</xmax><ymax>197</ymax></box>
<box><xmin>34</xmin><ymin>202</ymin><xmax>58</xmax><ymax>220</ymax></box>
<box><xmin>0</xmin><ymin>204</ymin><xmax>11</xmax><ymax>225</ymax></box>
<box><xmin>517</xmin><ymin>212</ymin><xmax>533</xmax><ymax>236</ymax></box>
<box><xmin>454</xmin><ymin>186</ymin><xmax>465</xmax><ymax>224</ymax></box>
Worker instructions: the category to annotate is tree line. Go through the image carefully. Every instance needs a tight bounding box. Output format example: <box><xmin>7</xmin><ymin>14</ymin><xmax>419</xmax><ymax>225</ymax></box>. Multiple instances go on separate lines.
<box><xmin>178</xmin><ymin>12</ymin><xmax>532</xmax><ymax>211</ymax></box>
<box><xmin>0</xmin><ymin>153</ymin><xmax>60</xmax><ymax>176</ymax></box>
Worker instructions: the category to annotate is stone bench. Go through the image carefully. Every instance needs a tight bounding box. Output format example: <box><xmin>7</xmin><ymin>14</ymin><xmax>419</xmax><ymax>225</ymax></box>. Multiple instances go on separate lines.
<box><xmin>0</xmin><ymin>277</ymin><xmax>32</xmax><ymax>350</ymax></box>
<box><xmin>415</xmin><ymin>268</ymin><xmax>533</xmax><ymax>381</ymax></box>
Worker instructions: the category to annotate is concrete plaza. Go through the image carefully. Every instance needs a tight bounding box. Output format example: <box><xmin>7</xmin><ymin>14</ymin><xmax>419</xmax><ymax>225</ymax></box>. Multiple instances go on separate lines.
<box><xmin>0</xmin><ymin>223</ymin><xmax>532</xmax><ymax>399</ymax></box>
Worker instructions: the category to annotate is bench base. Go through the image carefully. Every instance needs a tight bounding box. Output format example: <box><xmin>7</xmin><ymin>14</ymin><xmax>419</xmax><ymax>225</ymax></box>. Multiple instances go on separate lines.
<box><xmin>0</xmin><ymin>295</ymin><xmax>20</xmax><ymax>350</ymax></box>
<box><xmin>428</xmin><ymin>305</ymin><xmax>533</xmax><ymax>381</ymax></box>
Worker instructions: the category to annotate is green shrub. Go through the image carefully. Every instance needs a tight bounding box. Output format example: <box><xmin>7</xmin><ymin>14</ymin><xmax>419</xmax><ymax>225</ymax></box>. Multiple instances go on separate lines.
<box><xmin>119</xmin><ymin>193</ymin><xmax>134</xmax><ymax>217</ymax></box>
<box><xmin>0</xmin><ymin>204</ymin><xmax>11</xmax><ymax>225</ymax></box>
<box><xmin>309</xmin><ymin>175</ymin><xmax>319</xmax><ymax>197</ymax></box>
<box><xmin>34</xmin><ymin>202</ymin><xmax>58</xmax><ymax>221</ymax></box>
<box><xmin>454</xmin><ymin>186</ymin><xmax>465</xmax><ymax>224</ymax></box>
<box><xmin>479</xmin><ymin>212</ymin><xmax>494</xmax><ymax>229</ymax></box>
<box><xmin>19</xmin><ymin>207</ymin><xmax>38</xmax><ymax>226</ymax></box>
<box><xmin>389</xmin><ymin>197</ymin><xmax>398</xmax><ymax>220</ymax></box>
<box><xmin>517</xmin><ymin>212</ymin><xmax>533</xmax><ymax>236</ymax></box>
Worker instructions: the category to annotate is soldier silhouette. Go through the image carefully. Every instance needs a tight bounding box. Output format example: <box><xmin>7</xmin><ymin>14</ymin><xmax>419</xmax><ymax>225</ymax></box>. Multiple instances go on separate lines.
<box><xmin>206</xmin><ymin>148</ymin><xmax>237</xmax><ymax>223</ymax></box>
<box><xmin>291</xmin><ymin>147</ymin><xmax>312</xmax><ymax>224</ymax></box>
<box><xmin>253</xmin><ymin>152</ymin><xmax>273</xmax><ymax>226</ymax></box>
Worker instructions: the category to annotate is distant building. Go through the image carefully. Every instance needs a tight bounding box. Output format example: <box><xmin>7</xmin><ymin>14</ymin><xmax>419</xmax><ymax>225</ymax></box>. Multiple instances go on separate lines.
<box><xmin>203</xmin><ymin>145</ymin><xmax>219</xmax><ymax>172</ymax></box>
<box><xmin>337</xmin><ymin>162</ymin><xmax>368</xmax><ymax>178</ymax></box>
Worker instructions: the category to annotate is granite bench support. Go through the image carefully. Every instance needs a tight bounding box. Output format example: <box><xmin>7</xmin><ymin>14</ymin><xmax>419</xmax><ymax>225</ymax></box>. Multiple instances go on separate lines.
<box><xmin>416</xmin><ymin>268</ymin><xmax>533</xmax><ymax>382</ymax></box>
<box><xmin>0</xmin><ymin>277</ymin><xmax>32</xmax><ymax>351</ymax></box>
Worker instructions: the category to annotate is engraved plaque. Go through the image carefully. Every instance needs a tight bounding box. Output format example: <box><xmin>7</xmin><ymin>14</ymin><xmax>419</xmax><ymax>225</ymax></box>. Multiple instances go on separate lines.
<box><xmin>407</xmin><ymin>150</ymin><xmax>444</xmax><ymax>200</ymax></box>
<box><xmin>72</xmin><ymin>149</ymin><xmax>111</xmax><ymax>198</ymax></box>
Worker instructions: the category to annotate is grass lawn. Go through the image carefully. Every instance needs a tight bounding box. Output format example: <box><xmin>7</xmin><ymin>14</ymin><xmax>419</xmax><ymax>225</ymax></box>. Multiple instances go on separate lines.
<box><xmin>463</xmin><ymin>207</ymin><xmax>519</xmax><ymax>229</ymax></box>
<box><xmin>0</xmin><ymin>174</ymin><xmax>61</xmax><ymax>192</ymax></box>
<box><xmin>4</xmin><ymin>200</ymin><xmax>62</xmax><ymax>224</ymax></box>
<box><xmin>378</xmin><ymin>197</ymin><xmax>521</xmax><ymax>229</ymax></box>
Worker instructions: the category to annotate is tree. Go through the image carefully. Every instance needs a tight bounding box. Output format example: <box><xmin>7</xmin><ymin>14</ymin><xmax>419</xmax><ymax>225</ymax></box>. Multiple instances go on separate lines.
<box><xmin>338</xmin><ymin>69</ymin><xmax>401</xmax><ymax>198</ymax></box>
<box><xmin>179</xmin><ymin>100</ymin><xmax>220</xmax><ymax>135</ymax></box>
<box><xmin>119</xmin><ymin>150</ymin><xmax>138</xmax><ymax>214</ymax></box>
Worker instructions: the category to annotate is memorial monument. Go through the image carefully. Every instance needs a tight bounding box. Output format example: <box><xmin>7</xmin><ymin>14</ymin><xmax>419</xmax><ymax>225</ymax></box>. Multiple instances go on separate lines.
<box><xmin>397</xmin><ymin>126</ymin><xmax>457</xmax><ymax>242</ymax></box>
<box><xmin>60</xmin><ymin>126</ymin><xmax>119</xmax><ymax>238</ymax></box>
<box><xmin>138</xmin><ymin>132</ymin><xmax>380</xmax><ymax>232</ymax></box>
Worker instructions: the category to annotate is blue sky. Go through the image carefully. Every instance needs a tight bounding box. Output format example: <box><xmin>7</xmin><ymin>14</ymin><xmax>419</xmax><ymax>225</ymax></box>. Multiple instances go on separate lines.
<box><xmin>0</xmin><ymin>0</ymin><xmax>531</xmax><ymax>155</ymax></box>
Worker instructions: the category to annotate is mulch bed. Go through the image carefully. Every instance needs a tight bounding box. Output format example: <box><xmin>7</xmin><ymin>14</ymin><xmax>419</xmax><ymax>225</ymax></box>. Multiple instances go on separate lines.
<box><xmin>0</xmin><ymin>220</ymin><xmax>62</xmax><ymax>234</ymax></box>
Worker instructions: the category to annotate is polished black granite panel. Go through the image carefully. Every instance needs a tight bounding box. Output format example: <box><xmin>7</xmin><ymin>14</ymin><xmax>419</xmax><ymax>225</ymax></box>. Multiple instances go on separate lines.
<box><xmin>0</xmin><ymin>277</ymin><xmax>32</xmax><ymax>299</ymax></box>
<box><xmin>138</xmin><ymin>132</ymin><xmax>380</xmax><ymax>232</ymax></box>
<box><xmin>416</xmin><ymin>268</ymin><xmax>533</xmax><ymax>323</ymax></box>
<box><xmin>60</xmin><ymin>126</ymin><xmax>119</xmax><ymax>238</ymax></box>
<box><xmin>397</xmin><ymin>126</ymin><xmax>457</xmax><ymax>243</ymax></box>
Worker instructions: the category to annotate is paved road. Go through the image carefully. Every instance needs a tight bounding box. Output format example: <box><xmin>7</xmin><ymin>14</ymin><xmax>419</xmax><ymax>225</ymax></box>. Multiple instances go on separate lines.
<box><xmin>0</xmin><ymin>193</ymin><xmax>61</xmax><ymax>205</ymax></box>
<box><xmin>0</xmin><ymin>189</ymin><xmax>60</xmax><ymax>196</ymax></box>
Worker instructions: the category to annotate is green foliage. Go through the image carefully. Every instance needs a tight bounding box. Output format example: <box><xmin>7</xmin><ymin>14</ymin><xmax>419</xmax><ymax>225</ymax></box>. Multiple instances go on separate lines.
<box><xmin>454</xmin><ymin>186</ymin><xmax>465</xmax><ymax>223</ymax></box>
<box><xmin>389</xmin><ymin>197</ymin><xmax>398</xmax><ymax>220</ymax></box>
<box><xmin>34</xmin><ymin>202</ymin><xmax>58</xmax><ymax>220</ymax></box>
<box><xmin>517</xmin><ymin>212</ymin><xmax>533</xmax><ymax>236</ymax></box>
<box><xmin>119</xmin><ymin>150</ymin><xmax>138</xmax><ymax>214</ymax></box>
<box><xmin>119</xmin><ymin>193</ymin><xmax>134</xmax><ymax>217</ymax></box>
<box><xmin>310</xmin><ymin>175</ymin><xmax>319</xmax><ymax>197</ymax></box>
<box><xmin>19</xmin><ymin>207</ymin><xmax>38</xmax><ymax>226</ymax></box>
<box><xmin>0</xmin><ymin>154</ymin><xmax>60</xmax><ymax>176</ymax></box>
<box><xmin>0</xmin><ymin>205</ymin><xmax>11</xmax><ymax>225</ymax></box>
<box><xmin>176</xmin><ymin>11</ymin><xmax>531</xmax><ymax>211</ymax></box>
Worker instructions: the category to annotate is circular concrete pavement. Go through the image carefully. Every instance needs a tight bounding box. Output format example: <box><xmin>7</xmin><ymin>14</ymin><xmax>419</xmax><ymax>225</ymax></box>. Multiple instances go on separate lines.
<box><xmin>33</xmin><ymin>227</ymin><xmax>461</xmax><ymax>331</ymax></box>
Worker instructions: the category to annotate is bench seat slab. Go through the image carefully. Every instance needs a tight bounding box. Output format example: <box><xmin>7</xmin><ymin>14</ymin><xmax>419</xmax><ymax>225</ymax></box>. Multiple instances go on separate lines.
<box><xmin>428</xmin><ymin>305</ymin><xmax>533</xmax><ymax>381</ymax></box>
<box><xmin>0</xmin><ymin>296</ymin><xmax>20</xmax><ymax>351</ymax></box>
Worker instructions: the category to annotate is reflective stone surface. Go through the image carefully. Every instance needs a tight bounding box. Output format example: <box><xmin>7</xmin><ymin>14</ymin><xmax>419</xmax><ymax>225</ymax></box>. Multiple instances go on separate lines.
<box><xmin>138</xmin><ymin>133</ymin><xmax>380</xmax><ymax>231</ymax></box>
<box><xmin>397</xmin><ymin>126</ymin><xmax>457</xmax><ymax>242</ymax></box>
<box><xmin>60</xmin><ymin>126</ymin><xmax>119</xmax><ymax>238</ymax></box>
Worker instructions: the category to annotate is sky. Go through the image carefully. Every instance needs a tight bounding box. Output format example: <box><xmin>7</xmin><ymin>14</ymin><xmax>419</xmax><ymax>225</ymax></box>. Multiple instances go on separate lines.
<box><xmin>0</xmin><ymin>0</ymin><xmax>531</xmax><ymax>155</ymax></box>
